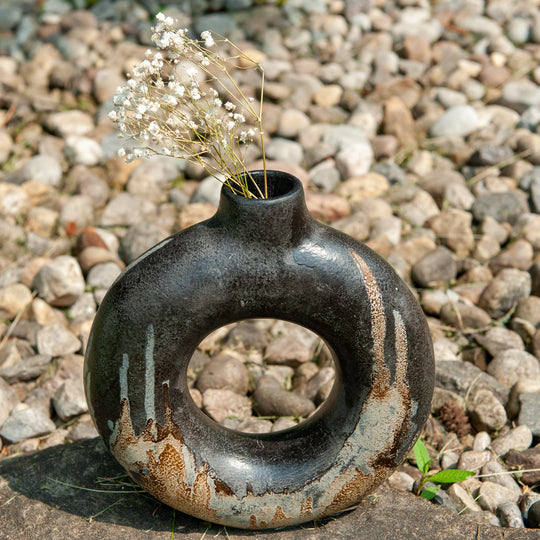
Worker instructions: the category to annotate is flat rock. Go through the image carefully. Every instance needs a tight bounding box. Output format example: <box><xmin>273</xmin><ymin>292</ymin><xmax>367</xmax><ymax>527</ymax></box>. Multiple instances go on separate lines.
<box><xmin>0</xmin><ymin>438</ymin><xmax>538</xmax><ymax>539</ymax></box>
<box><xmin>0</xmin><ymin>407</ymin><xmax>55</xmax><ymax>443</ymax></box>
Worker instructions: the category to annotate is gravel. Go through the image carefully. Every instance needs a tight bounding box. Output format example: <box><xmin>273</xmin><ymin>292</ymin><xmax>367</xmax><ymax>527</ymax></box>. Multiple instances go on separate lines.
<box><xmin>0</xmin><ymin>0</ymin><xmax>539</xmax><ymax>530</ymax></box>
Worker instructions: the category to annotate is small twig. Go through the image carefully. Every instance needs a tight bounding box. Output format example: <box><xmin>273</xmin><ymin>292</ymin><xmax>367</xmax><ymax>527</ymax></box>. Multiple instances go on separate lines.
<box><xmin>47</xmin><ymin>477</ymin><xmax>142</xmax><ymax>494</ymax></box>
<box><xmin>466</xmin><ymin>149</ymin><xmax>532</xmax><ymax>187</ymax></box>
<box><xmin>0</xmin><ymin>291</ymin><xmax>37</xmax><ymax>353</ymax></box>
<box><xmin>86</xmin><ymin>499</ymin><xmax>123</xmax><ymax>523</ymax></box>
<box><xmin>476</xmin><ymin>468</ymin><xmax>540</xmax><ymax>479</ymax></box>
<box><xmin>1</xmin><ymin>103</ymin><xmax>16</xmax><ymax>127</ymax></box>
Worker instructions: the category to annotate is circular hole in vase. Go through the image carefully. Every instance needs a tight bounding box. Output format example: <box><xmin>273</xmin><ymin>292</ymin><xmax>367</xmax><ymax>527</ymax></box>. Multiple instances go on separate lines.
<box><xmin>187</xmin><ymin>319</ymin><xmax>336</xmax><ymax>434</ymax></box>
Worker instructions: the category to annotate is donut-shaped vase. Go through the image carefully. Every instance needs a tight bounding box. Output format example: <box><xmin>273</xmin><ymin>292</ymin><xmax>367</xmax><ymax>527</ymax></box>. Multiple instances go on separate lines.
<box><xmin>84</xmin><ymin>170</ymin><xmax>435</xmax><ymax>529</ymax></box>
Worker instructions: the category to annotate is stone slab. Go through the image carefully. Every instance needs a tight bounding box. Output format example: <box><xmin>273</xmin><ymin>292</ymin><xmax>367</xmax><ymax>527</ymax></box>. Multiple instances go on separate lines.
<box><xmin>0</xmin><ymin>438</ymin><xmax>537</xmax><ymax>539</ymax></box>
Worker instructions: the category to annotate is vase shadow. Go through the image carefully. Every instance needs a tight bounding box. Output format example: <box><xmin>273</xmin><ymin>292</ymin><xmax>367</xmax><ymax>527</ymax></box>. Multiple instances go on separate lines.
<box><xmin>0</xmin><ymin>437</ymin><xmax>348</xmax><ymax>536</ymax></box>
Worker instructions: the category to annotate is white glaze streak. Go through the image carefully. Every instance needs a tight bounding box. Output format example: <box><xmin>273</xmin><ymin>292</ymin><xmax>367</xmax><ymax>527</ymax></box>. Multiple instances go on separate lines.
<box><xmin>145</xmin><ymin>324</ymin><xmax>155</xmax><ymax>422</ymax></box>
<box><xmin>119</xmin><ymin>353</ymin><xmax>129</xmax><ymax>402</ymax></box>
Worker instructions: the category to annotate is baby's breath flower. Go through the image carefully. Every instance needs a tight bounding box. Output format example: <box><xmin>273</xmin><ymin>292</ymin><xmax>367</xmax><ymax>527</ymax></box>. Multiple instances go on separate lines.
<box><xmin>201</xmin><ymin>30</ymin><xmax>215</xmax><ymax>47</ymax></box>
<box><xmin>108</xmin><ymin>13</ymin><xmax>268</xmax><ymax>198</ymax></box>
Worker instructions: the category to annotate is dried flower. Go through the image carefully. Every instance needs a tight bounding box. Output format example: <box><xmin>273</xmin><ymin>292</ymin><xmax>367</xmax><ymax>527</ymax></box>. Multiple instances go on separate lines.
<box><xmin>109</xmin><ymin>13</ymin><xmax>267</xmax><ymax>198</ymax></box>
<box><xmin>439</xmin><ymin>401</ymin><xmax>471</xmax><ymax>438</ymax></box>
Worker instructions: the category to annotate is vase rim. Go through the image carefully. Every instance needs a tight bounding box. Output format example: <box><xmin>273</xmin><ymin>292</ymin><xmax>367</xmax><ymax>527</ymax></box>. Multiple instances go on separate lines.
<box><xmin>223</xmin><ymin>169</ymin><xmax>303</xmax><ymax>202</ymax></box>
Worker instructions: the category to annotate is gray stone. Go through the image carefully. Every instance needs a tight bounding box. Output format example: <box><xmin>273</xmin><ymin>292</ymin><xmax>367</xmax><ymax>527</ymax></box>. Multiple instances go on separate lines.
<box><xmin>0</xmin><ymin>377</ymin><xmax>19</xmax><ymax>427</ymax></box>
<box><xmin>0</xmin><ymin>5</ymin><xmax>22</xmax><ymax>31</ymax></box>
<box><xmin>193</xmin><ymin>13</ymin><xmax>237</xmax><ymax>36</ymax></box>
<box><xmin>64</xmin><ymin>136</ymin><xmax>103</xmax><ymax>166</ymax></box>
<box><xmin>0</xmin><ymin>407</ymin><xmax>55</xmax><ymax>443</ymax></box>
<box><xmin>525</xmin><ymin>500</ymin><xmax>540</xmax><ymax>529</ymax></box>
<box><xmin>517</xmin><ymin>393</ymin><xmax>540</xmax><ymax>437</ymax></box>
<box><xmin>475</xmin><ymin>327</ymin><xmax>524</xmax><ymax>357</ymax></box>
<box><xmin>457</xmin><ymin>450</ymin><xmax>492</xmax><ymax>472</ymax></box>
<box><xmin>487</xmin><ymin>349</ymin><xmax>540</xmax><ymax>388</ymax></box>
<box><xmin>67</xmin><ymin>422</ymin><xmax>99</xmax><ymax>443</ymax></box>
<box><xmin>236</xmin><ymin>418</ymin><xmax>273</xmax><ymax>434</ymax></box>
<box><xmin>481</xmin><ymin>460</ymin><xmax>522</xmax><ymax>498</ymax></box>
<box><xmin>397</xmin><ymin>190</ymin><xmax>439</xmax><ymax>227</ymax></box>
<box><xmin>67</xmin><ymin>292</ymin><xmax>96</xmax><ymax>323</ymax></box>
<box><xmin>265</xmin><ymin>138</ymin><xmax>304</xmax><ymax>165</ymax></box>
<box><xmin>271</xmin><ymin>417</ymin><xmax>297</xmax><ymax>432</ymax></box>
<box><xmin>436</xmin><ymin>360</ymin><xmax>509</xmax><ymax>405</ymax></box>
<box><xmin>447</xmin><ymin>483</ymin><xmax>483</xmax><ymax>514</ymax></box>
<box><xmin>86</xmin><ymin>262</ymin><xmax>122</xmax><ymax>291</ymax></box>
<box><xmin>59</xmin><ymin>195</ymin><xmax>95</xmax><ymax>231</ymax></box>
<box><xmin>469</xmin><ymin>145</ymin><xmax>513</xmax><ymax>166</ymax></box>
<box><xmin>37</xmin><ymin>324</ymin><xmax>81</xmax><ymax>357</ymax></box>
<box><xmin>296</xmin><ymin>367</ymin><xmax>335</xmax><ymax>404</ymax></box>
<box><xmin>20</xmin><ymin>154</ymin><xmax>63</xmax><ymax>187</ymax></box>
<box><xmin>265</xmin><ymin>336</ymin><xmax>312</xmax><ymax>367</ymax></box>
<box><xmin>477</xmin><ymin>482</ymin><xmax>520</xmax><ymax>513</ymax></box>
<box><xmin>308</xmin><ymin>159</ymin><xmax>341</xmax><ymax>192</ymax></box>
<box><xmin>127</xmin><ymin>157</ymin><xmax>182</xmax><ymax>203</ymax></box>
<box><xmin>195</xmin><ymin>353</ymin><xmax>249</xmax><ymax>395</ymax></box>
<box><xmin>189</xmin><ymin>176</ymin><xmax>223</xmax><ymax>206</ymax></box>
<box><xmin>0</xmin><ymin>130</ymin><xmax>13</xmax><ymax>165</ymax></box>
<box><xmin>468</xmin><ymin>389</ymin><xmax>507</xmax><ymax>432</ymax></box>
<box><xmin>202</xmin><ymin>388</ymin><xmax>251</xmax><ymax>423</ymax></box>
<box><xmin>0</xmin><ymin>184</ymin><xmax>30</xmax><ymax>219</ymax></box>
<box><xmin>430</xmin><ymin>105</ymin><xmax>481</xmax><ymax>138</ymax></box>
<box><xmin>0</xmin><ymin>283</ymin><xmax>33</xmax><ymax>319</ymax></box>
<box><xmin>479</xmin><ymin>269</ymin><xmax>531</xmax><ymax>319</ymax></box>
<box><xmin>411</xmin><ymin>247</ymin><xmax>457</xmax><ymax>287</ymax></box>
<box><xmin>254</xmin><ymin>375</ymin><xmax>315</xmax><ymax>418</ymax></box>
<box><xmin>119</xmin><ymin>222</ymin><xmax>169</xmax><ymax>264</ymax></box>
<box><xmin>473</xmin><ymin>432</ymin><xmax>491</xmax><ymax>451</ymax></box>
<box><xmin>100</xmin><ymin>193</ymin><xmax>158</xmax><ymax>227</ymax></box>
<box><xmin>502</xmin><ymin>80</ymin><xmax>540</xmax><ymax>110</ymax></box>
<box><xmin>387</xmin><ymin>471</ymin><xmax>414</xmax><ymax>492</ymax></box>
<box><xmin>0</xmin><ymin>354</ymin><xmax>51</xmax><ymax>384</ymax></box>
<box><xmin>472</xmin><ymin>192</ymin><xmax>528</xmax><ymax>225</ymax></box>
<box><xmin>497</xmin><ymin>502</ymin><xmax>525</xmax><ymax>528</ymax></box>
<box><xmin>46</xmin><ymin>110</ymin><xmax>94</xmax><ymax>138</ymax></box>
<box><xmin>491</xmin><ymin>425</ymin><xmax>533</xmax><ymax>457</ymax></box>
<box><xmin>52</xmin><ymin>380</ymin><xmax>88</xmax><ymax>421</ymax></box>
<box><xmin>33</xmin><ymin>256</ymin><xmax>86</xmax><ymax>307</ymax></box>
<box><xmin>332</xmin><ymin>212</ymin><xmax>370</xmax><ymax>242</ymax></box>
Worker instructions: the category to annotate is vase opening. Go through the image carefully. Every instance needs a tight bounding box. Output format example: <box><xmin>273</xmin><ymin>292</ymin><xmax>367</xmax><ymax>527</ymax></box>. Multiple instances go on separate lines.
<box><xmin>186</xmin><ymin>318</ymin><xmax>337</xmax><ymax>434</ymax></box>
<box><xmin>230</xmin><ymin>169</ymin><xmax>299</xmax><ymax>199</ymax></box>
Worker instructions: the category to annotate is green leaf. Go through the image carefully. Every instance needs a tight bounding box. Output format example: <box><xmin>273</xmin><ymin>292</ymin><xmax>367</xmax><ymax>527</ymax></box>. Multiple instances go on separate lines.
<box><xmin>428</xmin><ymin>469</ymin><xmax>475</xmax><ymax>484</ymax></box>
<box><xmin>420</xmin><ymin>485</ymin><xmax>440</xmax><ymax>500</ymax></box>
<box><xmin>413</xmin><ymin>438</ymin><xmax>431</xmax><ymax>475</ymax></box>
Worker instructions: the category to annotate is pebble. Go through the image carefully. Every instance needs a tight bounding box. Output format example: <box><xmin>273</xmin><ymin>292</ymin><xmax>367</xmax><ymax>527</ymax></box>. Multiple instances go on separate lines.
<box><xmin>20</xmin><ymin>154</ymin><xmax>63</xmax><ymax>187</ymax></box>
<box><xmin>64</xmin><ymin>135</ymin><xmax>103</xmax><ymax>166</ymax></box>
<box><xmin>497</xmin><ymin>502</ymin><xmax>525</xmax><ymax>528</ymax></box>
<box><xmin>477</xmin><ymin>481</ymin><xmax>520</xmax><ymax>513</ymax></box>
<box><xmin>491</xmin><ymin>425</ymin><xmax>533</xmax><ymax>457</ymax></box>
<box><xmin>52</xmin><ymin>379</ymin><xmax>88</xmax><ymax>421</ymax></box>
<box><xmin>0</xmin><ymin>354</ymin><xmax>51</xmax><ymax>384</ymax></box>
<box><xmin>100</xmin><ymin>193</ymin><xmax>158</xmax><ymax>227</ymax></box>
<box><xmin>471</xmin><ymin>192</ymin><xmax>528</xmax><ymax>225</ymax></box>
<box><xmin>429</xmin><ymin>105</ymin><xmax>481</xmax><ymax>138</ymax></box>
<box><xmin>196</xmin><ymin>353</ymin><xmax>249</xmax><ymax>396</ymax></box>
<box><xmin>253</xmin><ymin>375</ymin><xmax>315</xmax><ymax>418</ymax></box>
<box><xmin>447</xmin><ymin>483</ymin><xmax>483</xmax><ymax>514</ymax></box>
<box><xmin>517</xmin><ymin>393</ymin><xmax>540</xmax><ymax>438</ymax></box>
<box><xmin>0</xmin><ymin>378</ymin><xmax>19</xmax><ymax>427</ymax></box>
<box><xmin>45</xmin><ymin>110</ymin><xmax>94</xmax><ymax>137</ymax></box>
<box><xmin>468</xmin><ymin>389</ymin><xmax>507</xmax><ymax>432</ymax></box>
<box><xmin>475</xmin><ymin>327</ymin><xmax>525</xmax><ymax>357</ymax></box>
<box><xmin>36</xmin><ymin>323</ymin><xmax>81</xmax><ymax>357</ymax></box>
<box><xmin>411</xmin><ymin>247</ymin><xmax>457</xmax><ymax>288</ymax></box>
<box><xmin>119</xmin><ymin>223</ymin><xmax>169</xmax><ymax>264</ymax></box>
<box><xmin>0</xmin><ymin>283</ymin><xmax>33</xmax><ymax>319</ymax></box>
<box><xmin>457</xmin><ymin>450</ymin><xmax>492</xmax><ymax>472</ymax></box>
<box><xmin>478</xmin><ymin>269</ymin><xmax>532</xmax><ymax>319</ymax></box>
<box><xmin>486</xmin><ymin>349</ymin><xmax>540</xmax><ymax>388</ymax></box>
<box><xmin>264</xmin><ymin>336</ymin><xmax>312</xmax><ymax>367</ymax></box>
<box><xmin>33</xmin><ymin>256</ymin><xmax>86</xmax><ymax>307</ymax></box>
<box><xmin>481</xmin><ymin>460</ymin><xmax>522</xmax><ymax>498</ymax></box>
<box><xmin>202</xmin><ymin>389</ymin><xmax>252</xmax><ymax>424</ymax></box>
<box><xmin>0</xmin><ymin>407</ymin><xmax>56</xmax><ymax>443</ymax></box>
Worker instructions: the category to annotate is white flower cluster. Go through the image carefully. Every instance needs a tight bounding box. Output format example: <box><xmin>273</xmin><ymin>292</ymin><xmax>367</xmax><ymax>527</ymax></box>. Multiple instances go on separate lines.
<box><xmin>108</xmin><ymin>12</ymin><xmax>266</xmax><ymax>197</ymax></box>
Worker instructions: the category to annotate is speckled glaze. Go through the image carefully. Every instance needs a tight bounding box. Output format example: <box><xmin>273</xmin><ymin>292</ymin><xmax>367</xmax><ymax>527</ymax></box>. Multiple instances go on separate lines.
<box><xmin>84</xmin><ymin>170</ymin><xmax>435</xmax><ymax>529</ymax></box>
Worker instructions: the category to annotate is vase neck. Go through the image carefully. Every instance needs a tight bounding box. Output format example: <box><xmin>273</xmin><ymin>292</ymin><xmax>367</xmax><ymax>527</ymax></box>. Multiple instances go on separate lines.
<box><xmin>213</xmin><ymin>171</ymin><xmax>313</xmax><ymax>245</ymax></box>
